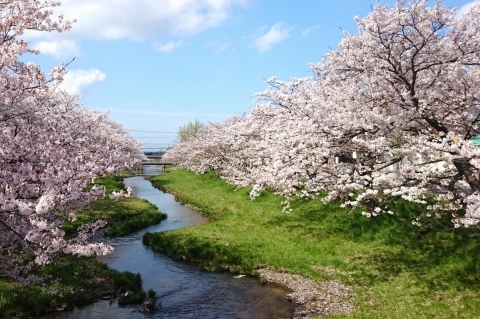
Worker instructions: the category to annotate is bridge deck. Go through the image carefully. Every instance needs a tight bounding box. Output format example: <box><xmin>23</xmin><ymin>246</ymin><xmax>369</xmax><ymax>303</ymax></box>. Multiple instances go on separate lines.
<box><xmin>141</xmin><ymin>162</ymin><xmax>174</xmax><ymax>166</ymax></box>
<box><xmin>144</xmin><ymin>155</ymin><xmax>164</xmax><ymax>158</ymax></box>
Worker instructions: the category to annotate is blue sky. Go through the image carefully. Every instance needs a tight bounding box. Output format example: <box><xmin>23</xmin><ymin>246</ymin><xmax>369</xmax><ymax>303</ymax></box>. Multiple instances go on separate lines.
<box><xmin>22</xmin><ymin>0</ymin><xmax>478</xmax><ymax>150</ymax></box>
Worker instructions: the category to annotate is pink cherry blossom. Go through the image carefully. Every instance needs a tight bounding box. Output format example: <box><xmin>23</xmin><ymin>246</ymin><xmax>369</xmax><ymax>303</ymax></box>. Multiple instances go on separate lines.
<box><xmin>0</xmin><ymin>0</ymin><xmax>144</xmax><ymax>283</ymax></box>
<box><xmin>165</xmin><ymin>0</ymin><xmax>480</xmax><ymax>229</ymax></box>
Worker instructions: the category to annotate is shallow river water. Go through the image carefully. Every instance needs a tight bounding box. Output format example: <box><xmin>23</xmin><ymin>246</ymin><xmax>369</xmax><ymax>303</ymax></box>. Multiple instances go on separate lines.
<box><xmin>42</xmin><ymin>167</ymin><xmax>294</xmax><ymax>319</ymax></box>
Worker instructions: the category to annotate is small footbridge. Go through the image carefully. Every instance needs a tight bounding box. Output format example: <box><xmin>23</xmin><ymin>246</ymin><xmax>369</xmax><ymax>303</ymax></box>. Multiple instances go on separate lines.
<box><xmin>137</xmin><ymin>154</ymin><xmax>176</xmax><ymax>176</ymax></box>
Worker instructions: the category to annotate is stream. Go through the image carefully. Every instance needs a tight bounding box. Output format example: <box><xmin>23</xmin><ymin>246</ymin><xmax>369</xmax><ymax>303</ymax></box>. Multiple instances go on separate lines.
<box><xmin>42</xmin><ymin>166</ymin><xmax>294</xmax><ymax>319</ymax></box>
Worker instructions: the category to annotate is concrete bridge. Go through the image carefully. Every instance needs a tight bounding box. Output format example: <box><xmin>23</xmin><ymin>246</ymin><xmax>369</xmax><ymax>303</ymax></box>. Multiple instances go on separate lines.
<box><xmin>136</xmin><ymin>155</ymin><xmax>175</xmax><ymax>176</ymax></box>
<box><xmin>141</xmin><ymin>158</ymin><xmax>175</xmax><ymax>166</ymax></box>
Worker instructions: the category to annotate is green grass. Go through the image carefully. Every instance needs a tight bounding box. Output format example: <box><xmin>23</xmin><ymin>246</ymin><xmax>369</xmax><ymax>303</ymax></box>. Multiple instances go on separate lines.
<box><xmin>0</xmin><ymin>173</ymin><xmax>164</xmax><ymax>318</ymax></box>
<box><xmin>145</xmin><ymin>167</ymin><xmax>480</xmax><ymax>318</ymax></box>
<box><xmin>0</xmin><ymin>255</ymin><xmax>146</xmax><ymax>318</ymax></box>
<box><xmin>63</xmin><ymin>173</ymin><xmax>166</xmax><ymax>236</ymax></box>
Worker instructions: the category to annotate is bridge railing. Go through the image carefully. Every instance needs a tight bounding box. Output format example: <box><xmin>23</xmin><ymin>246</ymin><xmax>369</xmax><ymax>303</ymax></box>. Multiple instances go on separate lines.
<box><xmin>141</xmin><ymin>158</ymin><xmax>176</xmax><ymax>165</ymax></box>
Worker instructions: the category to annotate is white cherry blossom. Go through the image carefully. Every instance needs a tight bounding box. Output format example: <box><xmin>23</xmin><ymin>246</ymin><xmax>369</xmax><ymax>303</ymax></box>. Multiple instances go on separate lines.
<box><xmin>165</xmin><ymin>0</ymin><xmax>480</xmax><ymax>230</ymax></box>
<box><xmin>0</xmin><ymin>1</ymin><xmax>144</xmax><ymax>283</ymax></box>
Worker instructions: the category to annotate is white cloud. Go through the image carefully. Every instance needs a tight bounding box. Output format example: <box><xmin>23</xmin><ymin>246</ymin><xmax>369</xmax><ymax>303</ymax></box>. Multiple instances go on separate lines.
<box><xmin>254</xmin><ymin>22</ymin><xmax>292</xmax><ymax>52</ymax></box>
<box><xmin>60</xmin><ymin>69</ymin><xmax>107</xmax><ymax>94</ymax></box>
<box><xmin>456</xmin><ymin>1</ymin><xmax>480</xmax><ymax>17</ymax></box>
<box><xmin>301</xmin><ymin>25</ymin><xmax>319</xmax><ymax>38</ymax></box>
<box><xmin>152</xmin><ymin>40</ymin><xmax>185</xmax><ymax>53</ymax></box>
<box><xmin>31</xmin><ymin>40</ymin><xmax>80</xmax><ymax>60</ymax></box>
<box><xmin>24</xmin><ymin>0</ymin><xmax>248</xmax><ymax>42</ymax></box>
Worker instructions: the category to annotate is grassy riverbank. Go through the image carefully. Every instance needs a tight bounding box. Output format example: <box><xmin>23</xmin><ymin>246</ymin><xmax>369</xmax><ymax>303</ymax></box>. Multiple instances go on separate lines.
<box><xmin>145</xmin><ymin>167</ymin><xmax>480</xmax><ymax>318</ymax></box>
<box><xmin>0</xmin><ymin>173</ymin><xmax>164</xmax><ymax>318</ymax></box>
<box><xmin>63</xmin><ymin>173</ymin><xmax>166</xmax><ymax>236</ymax></box>
<box><xmin>0</xmin><ymin>256</ymin><xmax>146</xmax><ymax>318</ymax></box>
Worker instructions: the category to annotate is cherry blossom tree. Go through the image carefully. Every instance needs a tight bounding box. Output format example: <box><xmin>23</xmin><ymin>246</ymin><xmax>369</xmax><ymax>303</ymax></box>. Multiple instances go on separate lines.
<box><xmin>0</xmin><ymin>0</ymin><xmax>144</xmax><ymax>283</ymax></box>
<box><xmin>165</xmin><ymin>0</ymin><xmax>480</xmax><ymax>229</ymax></box>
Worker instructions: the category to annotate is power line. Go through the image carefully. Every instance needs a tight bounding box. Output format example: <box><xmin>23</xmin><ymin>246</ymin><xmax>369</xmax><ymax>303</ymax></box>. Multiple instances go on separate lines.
<box><xmin>143</xmin><ymin>143</ymin><xmax>175</xmax><ymax>146</ymax></box>
<box><xmin>130</xmin><ymin>130</ymin><xmax>177</xmax><ymax>133</ymax></box>
<box><xmin>141</xmin><ymin>142</ymin><xmax>174</xmax><ymax>144</ymax></box>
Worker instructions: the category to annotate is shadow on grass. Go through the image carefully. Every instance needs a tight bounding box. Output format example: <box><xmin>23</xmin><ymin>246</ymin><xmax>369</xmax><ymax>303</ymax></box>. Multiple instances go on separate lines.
<box><xmin>273</xmin><ymin>196</ymin><xmax>480</xmax><ymax>290</ymax></box>
<box><xmin>0</xmin><ymin>256</ymin><xmax>147</xmax><ymax>318</ymax></box>
<box><xmin>362</xmin><ymin>229</ymin><xmax>480</xmax><ymax>289</ymax></box>
<box><xmin>147</xmin><ymin>169</ymin><xmax>480</xmax><ymax>293</ymax></box>
<box><xmin>143</xmin><ymin>231</ymin><xmax>254</xmax><ymax>273</ymax></box>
